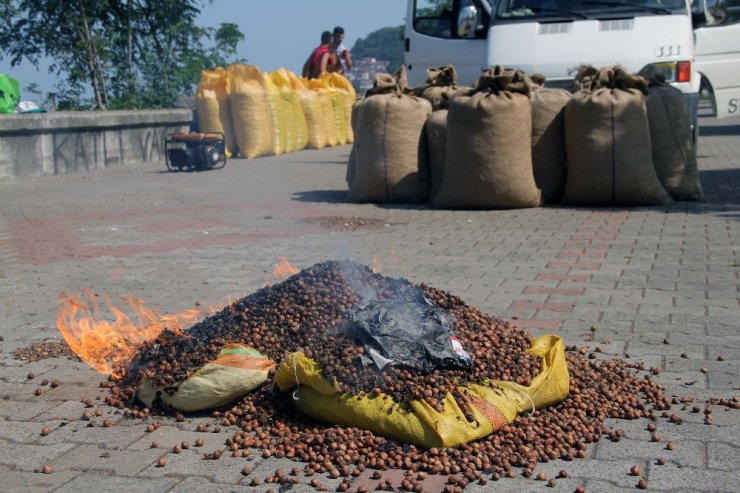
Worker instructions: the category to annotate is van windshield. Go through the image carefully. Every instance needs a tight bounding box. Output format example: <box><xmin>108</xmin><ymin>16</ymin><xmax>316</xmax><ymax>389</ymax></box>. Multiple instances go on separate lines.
<box><xmin>496</xmin><ymin>0</ymin><xmax>688</xmax><ymax>20</ymax></box>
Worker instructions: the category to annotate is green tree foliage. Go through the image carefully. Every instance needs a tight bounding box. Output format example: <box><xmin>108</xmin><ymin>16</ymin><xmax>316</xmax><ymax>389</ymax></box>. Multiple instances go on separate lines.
<box><xmin>350</xmin><ymin>26</ymin><xmax>405</xmax><ymax>73</ymax></box>
<box><xmin>0</xmin><ymin>0</ymin><xmax>245</xmax><ymax>109</ymax></box>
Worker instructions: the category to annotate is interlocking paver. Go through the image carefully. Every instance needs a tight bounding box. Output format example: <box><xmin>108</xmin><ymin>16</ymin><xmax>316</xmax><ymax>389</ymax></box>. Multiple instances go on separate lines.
<box><xmin>0</xmin><ymin>107</ymin><xmax>737</xmax><ymax>492</ymax></box>
<box><xmin>53</xmin><ymin>471</ymin><xmax>179</xmax><ymax>493</ymax></box>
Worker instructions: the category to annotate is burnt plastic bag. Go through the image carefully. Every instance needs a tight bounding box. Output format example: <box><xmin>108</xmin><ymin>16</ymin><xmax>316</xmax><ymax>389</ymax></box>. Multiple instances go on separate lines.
<box><xmin>0</xmin><ymin>75</ymin><xmax>21</xmax><ymax>114</ymax></box>
<box><xmin>346</xmin><ymin>290</ymin><xmax>472</xmax><ymax>372</ymax></box>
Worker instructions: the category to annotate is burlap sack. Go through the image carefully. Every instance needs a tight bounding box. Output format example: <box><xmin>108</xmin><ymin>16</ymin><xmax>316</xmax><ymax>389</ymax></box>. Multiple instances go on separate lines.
<box><xmin>348</xmin><ymin>68</ymin><xmax>432</xmax><ymax>203</ymax></box>
<box><xmin>346</xmin><ymin>103</ymin><xmax>360</xmax><ymax>185</ymax></box>
<box><xmin>638</xmin><ymin>67</ymin><xmax>703</xmax><ymax>201</ymax></box>
<box><xmin>433</xmin><ymin>67</ymin><xmax>541</xmax><ymax>209</ymax></box>
<box><xmin>417</xmin><ymin>65</ymin><xmax>468</xmax><ymax>111</ymax></box>
<box><xmin>531</xmin><ymin>87</ymin><xmax>570</xmax><ymax>203</ymax></box>
<box><xmin>563</xmin><ymin>66</ymin><xmax>673</xmax><ymax>206</ymax></box>
<box><xmin>425</xmin><ymin>110</ymin><xmax>448</xmax><ymax>203</ymax></box>
<box><xmin>195</xmin><ymin>68</ymin><xmax>238</xmax><ymax>157</ymax></box>
<box><xmin>228</xmin><ymin>64</ymin><xmax>274</xmax><ymax>159</ymax></box>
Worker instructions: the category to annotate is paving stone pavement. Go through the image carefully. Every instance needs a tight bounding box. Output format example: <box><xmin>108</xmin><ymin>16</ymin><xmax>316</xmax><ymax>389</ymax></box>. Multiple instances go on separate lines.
<box><xmin>0</xmin><ymin>105</ymin><xmax>738</xmax><ymax>492</ymax></box>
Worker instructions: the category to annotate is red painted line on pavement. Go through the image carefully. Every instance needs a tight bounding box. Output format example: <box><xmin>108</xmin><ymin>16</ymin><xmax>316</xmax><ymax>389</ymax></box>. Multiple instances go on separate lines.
<box><xmin>523</xmin><ymin>286</ymin><xmax>584</xmax><ymax>295</ymax></box>
<box><xmin>546</xmin><ymin>262</ymin><xmax>601</xmax><ymax>270</ymax></box>
<box><xmin>536</xmin><ymin>273</ymin><xmax>593</xmax><ymax>282</ymax></box>
<box><xmin>509</xmin><ymin>301</ymin><xmax>574</xmax><ymax>313</ymax></box>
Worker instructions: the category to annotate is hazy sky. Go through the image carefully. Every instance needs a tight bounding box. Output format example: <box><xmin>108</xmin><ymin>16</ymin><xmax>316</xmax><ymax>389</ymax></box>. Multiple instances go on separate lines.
<box><xmin>0</xmin><ymin>0</ymin><xmax>407</xmax><ymax>97</ymax></box>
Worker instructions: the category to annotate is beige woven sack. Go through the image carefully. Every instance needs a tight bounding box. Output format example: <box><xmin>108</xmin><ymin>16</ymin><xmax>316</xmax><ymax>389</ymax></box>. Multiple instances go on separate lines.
<box><xmin>433</xmin><ymin>67</ymin><xmax>541</xmax><ymax>209</ymax></box>
<box><xmin>417</xmin><ymin>65</ymin><xmax>468</xmax><ymax>111</ymax></box>
<box><xmin>348</xmin><ymin>68</ymin><xmax>432</xmax><ymax>203</ymax></box>
<box><xmin>425</xmin><ymin>110</ymin><xmax>448</xmax><ymax>203</ymax></box>
<box><xmin>531</xmin><ymin>87</ymin><xmax>570</xmax><ymax>203</ymax></box>
<box><xmin>639</xmin><ymin>66</ymin><xmax>703</xmax><ymax>201</ymax></box>
<box><xmin>563</xmin><ymin>66</ymin><xmax>673</xmax><ymax>206</ymax></box>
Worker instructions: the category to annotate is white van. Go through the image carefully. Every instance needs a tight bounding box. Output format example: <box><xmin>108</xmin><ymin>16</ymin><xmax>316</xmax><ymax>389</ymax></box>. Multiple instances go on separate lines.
<box><xmin>404</xmin><ymin>0</ymin><xmax>740</xmax><ymax>121</ymax></box>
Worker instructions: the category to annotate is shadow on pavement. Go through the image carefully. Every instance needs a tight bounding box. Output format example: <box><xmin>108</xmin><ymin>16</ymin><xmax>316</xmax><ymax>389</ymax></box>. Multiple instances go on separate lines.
<box><xmin>700</xmin><ymin>124</ymin><xmax>740</xmax><ymax>137</ymax></box>
<box><xmin>293</xmin><ymin>190</ymin><xmax>348</xmax><ymax>203</ymax></box>
<box><xmin>699</xmin><ymin>168</ymin><xmax>740</xmax><ymax>205</ymax></box>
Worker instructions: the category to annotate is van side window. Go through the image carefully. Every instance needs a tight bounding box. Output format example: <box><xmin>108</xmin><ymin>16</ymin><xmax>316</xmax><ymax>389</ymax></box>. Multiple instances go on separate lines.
<box><xmin>414</xmin><ymin>0</ymin><xmax>455</xmax><ymax>38</ymax></box>
<box><xmin>413</xmin><ymin>0</ymin><xmax>490</xmax><ymax>38</ymax></box>
<box><xmin>413</xmin><ymin>0</ymin><xmax>491</xmax><ymax>38</ymax></box>
<box><xmin>725</xmin><ymin>0</ymin><xmax>740</xmax><ymax>24</ymax></box>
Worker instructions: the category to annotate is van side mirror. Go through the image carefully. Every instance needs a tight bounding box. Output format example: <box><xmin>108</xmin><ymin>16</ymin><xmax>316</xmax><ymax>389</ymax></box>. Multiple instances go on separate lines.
<box><xmin>457</xmin><ymin>5</ymin><xmax>478</xmax><ymax>38</ymax></box>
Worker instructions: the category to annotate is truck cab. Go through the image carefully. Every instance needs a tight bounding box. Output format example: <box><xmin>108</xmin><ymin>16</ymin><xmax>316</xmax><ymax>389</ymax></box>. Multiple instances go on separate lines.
<box><xmin>404</xmin><ymin>0</ymin><xmax>740</xmax><ymax>119</ymax></box>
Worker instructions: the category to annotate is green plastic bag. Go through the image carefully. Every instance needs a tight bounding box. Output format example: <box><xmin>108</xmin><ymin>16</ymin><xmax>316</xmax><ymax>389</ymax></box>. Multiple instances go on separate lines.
<box><xmin>0</xmin><ymin>75</ymin><xmax>20</xmax><ymax>114</ymax></box>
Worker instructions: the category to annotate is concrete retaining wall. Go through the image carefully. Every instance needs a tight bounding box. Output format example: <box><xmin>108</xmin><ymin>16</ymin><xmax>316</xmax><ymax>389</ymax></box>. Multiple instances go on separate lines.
<box><xmin>0</xmin><ymin>109</ymin><xmax>193</xmax><ymax>180</ymax></box>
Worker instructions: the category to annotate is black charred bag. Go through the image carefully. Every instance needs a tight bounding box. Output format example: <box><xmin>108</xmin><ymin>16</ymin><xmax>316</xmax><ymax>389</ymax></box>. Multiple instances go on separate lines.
<box><xmin>346</xmin><ymin>290</ymin><xmax>473</xmax><ymax>373</ymax></box>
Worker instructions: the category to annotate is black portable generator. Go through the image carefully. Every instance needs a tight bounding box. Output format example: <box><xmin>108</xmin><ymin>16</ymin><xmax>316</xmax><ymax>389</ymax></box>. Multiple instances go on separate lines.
<box><xmin>164</xmin><ymin>132</ymin><xmax>227</xmax><ymax>171</ymax></box>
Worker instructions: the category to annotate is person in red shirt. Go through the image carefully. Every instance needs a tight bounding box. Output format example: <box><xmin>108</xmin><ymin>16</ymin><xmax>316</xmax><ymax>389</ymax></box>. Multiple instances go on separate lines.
<box><xmin>302</xmin><ymin>31</ymin><xmax>335</xmax><ymax>79</ymax></box>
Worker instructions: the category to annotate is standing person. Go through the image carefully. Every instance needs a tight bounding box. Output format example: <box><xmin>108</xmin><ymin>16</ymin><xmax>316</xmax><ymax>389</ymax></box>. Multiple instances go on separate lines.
<box><xmin>330</xmin><ymin>26</ymin><xmax>352</xmax><ymax>74</ymax></box>
<box><xmin>302</xmin><ymin>31</ymin><xmax>335</xmax><ymax>79</ymax></box>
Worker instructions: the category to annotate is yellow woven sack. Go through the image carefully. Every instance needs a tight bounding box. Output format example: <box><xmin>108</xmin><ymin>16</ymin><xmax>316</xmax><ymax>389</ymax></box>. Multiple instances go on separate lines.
<box><xmin>262</xmin><ymin>73</ymin><xmax>290</xmax><ymax>155</ymax></box>
<box><xmin>275</xmin><ymin>335</ymin><xmax>569</xmax><ymax>449</ymax></box>
<box><xmin>137</xmin><ymin>344</ymin><xmax>275</xmax><ymax>412</ymax></box>
<box><xmin>306</xmin><ymin>79</ymin><xmax>338</xmax><ymax>147</ymax></box>
<box><xmin>271</xmin><ymin>69</ymin><xmax>309</xmax><ymax>152</ymax></box>
<box><xmin>195</xmin><ymin>67</ymin><xmax>238</xmax><ymax>157</ymax></box>
<box><xmin>326</xmin><ymin>88</ymin><xmax>348</xmax><ymax>145</ymax></box>
<box><xmin>289</xmin><ymin>74</ymin><xmax>327</xmax><ymax>149</ymax></box>
<box><xmin>324</xmin><ymin>73</ymin><xmax>356</xmax><ymax>143</ymax></box>
<box><xmin>228</xmin><ymin>64</ymin><xmax>274</xmax><ymax>159</ymax></box>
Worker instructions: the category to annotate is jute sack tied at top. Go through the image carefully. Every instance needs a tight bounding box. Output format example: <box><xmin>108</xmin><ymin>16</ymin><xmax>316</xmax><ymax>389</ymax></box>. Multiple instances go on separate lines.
<box><xmin>275</xmin><ymin>335</ymin><xmax>569</xmax><ymax>449</ymax></box>
<box><xmin>136</xmin><ymin>344</ymin><xmax>275</xmax><ymax>412</ymax></box>
<box><xmin>563</xmin><ymin>66</ymin><xmax>673</xmax><ymax>206</ymax></box>
<box><xmin>638</xmin><ymin>66</ymin><xmax>703</xmax><ymax>201</ymax></box>
<box><xmin>348</xmin><ymin>67</ymin><xmax>432</xmax><ymax>203</ymax></box>
<box><xmin>432</xmin><ymin>66</ymin><xmax>541</xmax><ymax>209</ymax></box>
<box><xmin>425</xmin><ymin>110</ymin><xmax>448</xmax><ymax>203</ymax></box>
<box><xmin>346</xmin><ymin>102</ymin><xmax>360</xmax><ymax>186</ymax></box>
<box><xmin>416</xmin><ymin>65</ymin><xmax>468</xmax><ymax>111</ymax></box>
<box><xmin>530</xmin><ymin>79</ymin><xmax>570</xmax><ymax>203</ymax></box>
<box><xmin>228</xmin><ymin>64</ymin><xmax>274</xmax><ymax>159</ymax></box>
<box><xmin>195</xmin><ymin>68</ymin><xmax>238</xmax><ymax>157</ymax></box>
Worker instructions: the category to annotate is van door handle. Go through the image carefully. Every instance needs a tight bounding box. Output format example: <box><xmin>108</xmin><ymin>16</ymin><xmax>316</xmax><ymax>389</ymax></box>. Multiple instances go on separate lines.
<box><xmin>405</xmin><ymin>38</ymin><xmax>410</xmax><ymax>52</ymax></box>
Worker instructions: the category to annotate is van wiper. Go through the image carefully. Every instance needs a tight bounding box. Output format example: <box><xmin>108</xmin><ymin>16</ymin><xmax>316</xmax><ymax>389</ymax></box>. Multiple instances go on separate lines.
<box><xmin>531</xmin><ymin>6</ymin><xmax>589</xmax><ymax>19</ymax></box>
<box><xmin>582</xmin><ymin>1</ymin><xmax>672</xmax><ymax>15</ymax></box>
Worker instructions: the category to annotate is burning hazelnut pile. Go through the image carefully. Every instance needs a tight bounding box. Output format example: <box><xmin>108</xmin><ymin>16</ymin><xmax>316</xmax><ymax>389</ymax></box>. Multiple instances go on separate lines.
<box><xmin>119</xmin><ymin>260</ymin><xmax>540</xmax><ymax>412</ymax></box>
<box><xmin>108</xmin><ymin>261</ymin><xmax>675</xmax><ymax>488</ymax></box>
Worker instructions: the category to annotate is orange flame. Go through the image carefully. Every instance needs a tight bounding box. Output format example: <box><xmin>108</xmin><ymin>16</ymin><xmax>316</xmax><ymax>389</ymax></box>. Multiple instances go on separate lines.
<box><xmin>273</xmin><ymin>256</ymin><xmax>299</xmax><ymax>280</ymax></box>
<box><xmin>56</xmin><ymin>289</ymin><xmax>201</xmax><ymax>378</ymax></box>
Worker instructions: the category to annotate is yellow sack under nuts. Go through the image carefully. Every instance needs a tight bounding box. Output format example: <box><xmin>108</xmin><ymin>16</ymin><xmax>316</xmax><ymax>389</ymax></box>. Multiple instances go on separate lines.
<box><xmin>137</xmin><ymin>343</ymin><xmax>275</xmax><ymax>412</ymax></box>
<box><xmin>275</xmin><ymin>335</ymin><xmax>569</xmax><ymax>449</ymax></box>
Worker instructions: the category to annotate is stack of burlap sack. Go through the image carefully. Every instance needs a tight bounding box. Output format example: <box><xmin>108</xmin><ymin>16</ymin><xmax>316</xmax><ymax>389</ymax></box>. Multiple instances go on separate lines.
<box><xmin>195</xmin><ymin>65</ymin><xmax>355</xmax><ymax>159</ymax></box>
<box><xmin>346</xmin><ymin>64</ymin><xmax>703</xmax><ymax>208</ymax></box>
